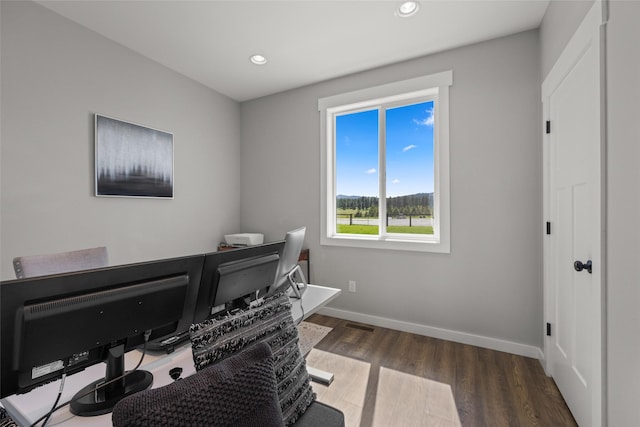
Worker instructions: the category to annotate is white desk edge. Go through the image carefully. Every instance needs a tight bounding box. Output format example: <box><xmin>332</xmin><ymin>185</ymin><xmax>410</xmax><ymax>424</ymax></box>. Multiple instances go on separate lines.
<box><xmin>2</xmin><ymin>284</ymin><xmax>341</xmax><ymax>427</ymax></box>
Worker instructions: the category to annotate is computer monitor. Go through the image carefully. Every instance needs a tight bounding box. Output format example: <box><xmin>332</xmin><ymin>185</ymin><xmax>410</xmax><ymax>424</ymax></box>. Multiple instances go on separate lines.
<box><xmin>213</xmin><ymin>253</ymin><xmax>279</xmax><ymax>307</ymax></box>
<box><xmin>0</xmin><ymin>254</ymin><xmax>204</xmax><ymax>417</ymax></box>
<box><xmin>193</xmin><ymin>241</ymin><xmax>285</xmax><ymax>323</ymax></box>
<box><xmin>268</xmin><ymin>227</ymin><xmax>307</xmax><ymax>298</ymax></box>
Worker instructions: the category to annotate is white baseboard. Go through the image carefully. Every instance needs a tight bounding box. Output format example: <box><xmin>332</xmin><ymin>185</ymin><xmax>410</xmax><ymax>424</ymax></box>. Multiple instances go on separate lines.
<box><xmin>317</xmin><ymin>306</ymin><xmax>543</xmax><ymax>361</ymax></box>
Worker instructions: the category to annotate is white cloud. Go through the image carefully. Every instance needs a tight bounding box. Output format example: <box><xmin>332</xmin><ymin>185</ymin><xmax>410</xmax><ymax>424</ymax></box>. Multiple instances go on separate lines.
<box><xmin>413</xmin><ymin>107</ymin><xmax>435</xmax><ymax>127</ymax></box>
<box><xmin>392</xmin><ymin>178</ymin><xmax>400</xmax><ymax>184</ymax></box>
<box><xmin>403</xmin><ymin>144</ymin><xmax>417</xmax><ymax>152</ymax></box>
<box><xmin>365</xmin><ymin>168</ymin><xmax>376</xmax><ymax>174</ymax></box>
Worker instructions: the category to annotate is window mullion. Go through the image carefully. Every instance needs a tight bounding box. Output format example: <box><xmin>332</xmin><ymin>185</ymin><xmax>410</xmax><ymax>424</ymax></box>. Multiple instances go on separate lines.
<box><xmin>378</xmin><ymin>107</ymin><xmax>387</xmax><ymax>237</ymax></box>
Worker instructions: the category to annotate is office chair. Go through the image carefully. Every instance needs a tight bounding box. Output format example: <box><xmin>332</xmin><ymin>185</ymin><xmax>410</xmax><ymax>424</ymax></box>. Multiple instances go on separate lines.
<box><xmin>13</xmin><ymin>246</ymin><xmax>109</xmax><ymax>279</ymax></box>
<box><xmin>269</xmin><ymin>227</ymin><xmax>307</xmax><ymax>298</ymax></box>
<box><xmin>112</xmin><ymin>342</ymin><xmax>284</xmax><ymax>427</ymax></box>
<box><xmin>0</xmin><ymin>407</ymin><xmax>18</xmax><ymax>427</ymax></box>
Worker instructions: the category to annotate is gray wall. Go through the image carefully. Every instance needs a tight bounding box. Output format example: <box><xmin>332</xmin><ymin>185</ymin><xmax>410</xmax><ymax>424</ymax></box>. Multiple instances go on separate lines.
<box><xmin>0</xmin><ymin>1</ymin><xmax>241</xmax><ymax>279</ymax></box>
<box><xmin>240</xmin><ymin>30</ymin><xmax>542</xmax><ymax>349</ymax></box>
<box><xmin>606</xmin><ymin>2</ymin><xmax>640</xmax><ymax>424</ymax></box>
<box><xmin>539</xmin><ymin>0</ymin><xmax>594</xmax><ymax>80</ymax></box>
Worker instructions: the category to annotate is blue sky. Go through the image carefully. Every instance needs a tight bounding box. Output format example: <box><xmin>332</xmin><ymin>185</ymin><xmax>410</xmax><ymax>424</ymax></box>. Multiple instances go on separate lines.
<box><xmin>336</xmin><ymin>100</ymin><xmax>434</xmax><ymax>197</ymax></box>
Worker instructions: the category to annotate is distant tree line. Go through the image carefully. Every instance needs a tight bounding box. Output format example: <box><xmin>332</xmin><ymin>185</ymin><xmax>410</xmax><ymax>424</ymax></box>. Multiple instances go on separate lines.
<box><xmin>337</xmin><ymin>193</ymin><xmax>433</xmax><ymax>218</ymax></box>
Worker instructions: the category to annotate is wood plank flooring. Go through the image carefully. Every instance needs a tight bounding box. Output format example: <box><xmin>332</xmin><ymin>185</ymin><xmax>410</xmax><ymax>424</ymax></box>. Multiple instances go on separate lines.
<box><xmin>305</xmin><ymin>314</ymin><xmax>577</xmax><ymax>427</ymax></box>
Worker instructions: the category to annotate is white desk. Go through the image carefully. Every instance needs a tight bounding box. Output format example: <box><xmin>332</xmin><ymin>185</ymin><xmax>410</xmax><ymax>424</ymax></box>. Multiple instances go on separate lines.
<box><xmin>2</xmin><ymin>284</ymin><xmax>340</xmax><ymax>427</ymax></box>
<box><xmin>290</xmin><ymin>284</ymin><xmax>341</xmax><ymax>324</ymax></box>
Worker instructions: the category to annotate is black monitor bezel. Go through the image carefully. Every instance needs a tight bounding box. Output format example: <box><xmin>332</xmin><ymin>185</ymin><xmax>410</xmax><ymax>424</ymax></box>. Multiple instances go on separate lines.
<box><xmin>212</xmin><ymin>252</ymin><xmax>280</xmax><ymax>308</ymax></box>
<box><xmin>193</xmin><ymin>241</ymin><xmax>285</xmax><ymax>324</ymax></box>
<box><xmin>0</xmin><ymin>254</ymin><xmax>204</xmax><ymax>399</ymax></box>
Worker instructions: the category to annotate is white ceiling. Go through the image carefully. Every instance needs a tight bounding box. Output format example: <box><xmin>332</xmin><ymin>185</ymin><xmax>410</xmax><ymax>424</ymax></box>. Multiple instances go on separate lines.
<box><xmin>38</xmin><ymin>0</ymin><xmax>550</xmax><ymax>102</ymax></box>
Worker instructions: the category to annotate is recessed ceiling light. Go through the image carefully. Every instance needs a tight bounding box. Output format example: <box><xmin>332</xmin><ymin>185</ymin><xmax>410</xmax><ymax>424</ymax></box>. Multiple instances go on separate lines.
<box><xmin>395</xmin><ymin>1</ymin><xmax>420</xmax><ymax>18</ymax></box>
<box><xmin>250</xmin><ymin>54</ymin><xmax>267</xmax><ymax>65</ymax></box>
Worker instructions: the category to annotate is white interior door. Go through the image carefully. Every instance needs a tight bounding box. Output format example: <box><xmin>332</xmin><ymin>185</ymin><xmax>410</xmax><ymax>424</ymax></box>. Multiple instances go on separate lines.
<box><xmin>543</xmin><ymin>3</ymin><xmax>604</xmax><ymax>427</ymax></box>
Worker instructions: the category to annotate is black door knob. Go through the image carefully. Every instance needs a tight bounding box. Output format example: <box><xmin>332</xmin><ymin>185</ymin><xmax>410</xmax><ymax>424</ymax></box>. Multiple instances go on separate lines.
<box><xmin>574</xmin><ymin>260</ymin><xmax>592</xmax><ymax>274</ymax></box>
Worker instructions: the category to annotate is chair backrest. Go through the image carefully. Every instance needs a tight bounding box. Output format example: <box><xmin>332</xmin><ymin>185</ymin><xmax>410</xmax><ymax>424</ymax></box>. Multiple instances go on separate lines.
<box><xmin>112</xmin><ymin>342</ymin><xmax>284</xmax><ymax>427</ymax></box>
<box><xmin>13</xmin><ymin>246</ymin><xmax>109</xmax><ymax>279</ymax></box>
<box><xmin>271</xmin><ymin>227</ymin><xmax>306</xmax><ymax>294</ymax></box>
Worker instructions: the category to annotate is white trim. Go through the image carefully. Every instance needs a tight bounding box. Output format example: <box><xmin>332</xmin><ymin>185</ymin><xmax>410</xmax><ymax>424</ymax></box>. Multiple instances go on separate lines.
<box><xmin>318</xmin><ymin>306</ymin><xmax>543</xmax><ymax>361</ymax></box>
<box><xmin>542</xmin><ymin>1</ymin><xmax>605</xmax><ymax>425</ymax></box>
<box><xmin>318</xmin><ymin>71</ymin><xmax>452</xmax><ymax>111</ymax></box>
<box><xmin>319</xmin><ymin>71</ymin><xmax>452</xmax><ymax>253</ymax></box>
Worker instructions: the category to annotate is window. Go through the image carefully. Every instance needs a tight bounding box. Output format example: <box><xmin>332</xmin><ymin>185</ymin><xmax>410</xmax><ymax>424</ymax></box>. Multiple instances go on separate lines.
<box><xmin>319</xmin><ymin>71</ymin><xmax>452</xmax><ymax>253</ymax></box>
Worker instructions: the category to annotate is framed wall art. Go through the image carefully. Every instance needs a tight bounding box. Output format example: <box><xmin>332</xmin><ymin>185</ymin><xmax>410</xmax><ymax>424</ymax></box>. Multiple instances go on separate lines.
<box><xmin>95</xmin><ymin>114</ymin><xmax>174</xmax><ymax>198</ymax></box>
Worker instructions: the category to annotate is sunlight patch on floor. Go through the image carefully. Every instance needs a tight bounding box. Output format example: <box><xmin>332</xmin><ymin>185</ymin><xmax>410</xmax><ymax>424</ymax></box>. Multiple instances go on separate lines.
<box><xmin>306</xmin><ymin>349</ymin><xmax>370</xmax><ymax>426</ymax></box>
<box><xmin>372</xmin><ymin>367</ymin><xmax>461</xmax><ymax>427</ymax></box>
<box><xmin>306</xmin><ymin>349</ymin><xmax>461</xmax><ymax>427</ymax></box>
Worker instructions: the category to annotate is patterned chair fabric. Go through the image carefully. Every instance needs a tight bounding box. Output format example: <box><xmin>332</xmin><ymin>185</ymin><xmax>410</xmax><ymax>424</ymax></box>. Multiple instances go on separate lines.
<box><xmin>112</xmin><ymin>342</ymin><xmax>283</xmax><ymax>427</ymax></box>
<box><xmin>190</xmin><ymin>292</ymin><xmax>316</xmax><ymax>426</ymax></box>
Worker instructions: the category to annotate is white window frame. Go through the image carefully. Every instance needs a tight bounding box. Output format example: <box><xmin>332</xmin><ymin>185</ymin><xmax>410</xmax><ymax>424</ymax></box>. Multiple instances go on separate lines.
<box><xmin>319</xmin><ymin>71</ymin><xmax>452</xmax><ymax>253</ymax></box>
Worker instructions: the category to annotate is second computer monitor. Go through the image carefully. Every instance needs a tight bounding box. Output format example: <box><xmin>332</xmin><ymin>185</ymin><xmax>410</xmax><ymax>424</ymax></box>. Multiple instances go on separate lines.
<box><xmin>193</xmin><ymin>241</ymin><xmax>286</xmax><ymax>323</ymax></box>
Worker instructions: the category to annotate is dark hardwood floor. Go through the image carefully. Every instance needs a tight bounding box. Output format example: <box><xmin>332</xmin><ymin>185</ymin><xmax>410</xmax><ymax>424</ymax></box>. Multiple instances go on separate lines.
<box><xmin>307</xmin><ymin>314</ymin><xmax>577</xmax><ymax>427</ymax></box>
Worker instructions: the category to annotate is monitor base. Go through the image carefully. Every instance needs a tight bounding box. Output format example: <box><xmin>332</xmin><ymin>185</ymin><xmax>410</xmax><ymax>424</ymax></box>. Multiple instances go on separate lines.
<box><xmin>70</xmin><ymin>370</ymin><xmax>152</xmax><ymax>416</ymax></box>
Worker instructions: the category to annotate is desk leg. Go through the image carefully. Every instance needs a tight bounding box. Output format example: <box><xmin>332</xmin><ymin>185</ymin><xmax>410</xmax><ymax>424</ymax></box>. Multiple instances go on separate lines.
<box><xmin>307</xmin><ymin>366</ymin><xmax>334</xmax><ymax>386</ymax></box>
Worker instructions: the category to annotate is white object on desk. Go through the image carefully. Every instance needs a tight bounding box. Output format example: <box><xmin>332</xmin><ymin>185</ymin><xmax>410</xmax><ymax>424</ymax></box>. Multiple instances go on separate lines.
<box><xmin>2</xmin><ymin>284</ymin><xmax>341</xmax><ymax>427</ymax></box>
<box><xmin>223</xmin><ymin>233</ymin><xmax>264</xmax><ymax>246</ymax></box>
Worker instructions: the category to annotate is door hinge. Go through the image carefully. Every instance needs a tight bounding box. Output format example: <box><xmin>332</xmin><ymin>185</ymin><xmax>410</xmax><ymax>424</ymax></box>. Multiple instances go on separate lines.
<box><xmin>546</xmin><ymin>222</ymin><xmax>551</xmax><ymax>235</ymax></box>
<box><xmin>546</xmin><ymin>322</ymin><xmax>552</xmax><ymax>336</ymax></box>
<box><xmin>546</xmin><ymin>121</ymin><xmax>551</xmax><ymax>134</ymax></box>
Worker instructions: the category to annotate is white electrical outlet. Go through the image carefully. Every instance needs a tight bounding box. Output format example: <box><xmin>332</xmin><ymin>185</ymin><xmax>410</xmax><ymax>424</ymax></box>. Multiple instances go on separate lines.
<box><xmin>348</xmin><ymin>280</ymin><xmax>356</xmax><ymax>292</ymax></box>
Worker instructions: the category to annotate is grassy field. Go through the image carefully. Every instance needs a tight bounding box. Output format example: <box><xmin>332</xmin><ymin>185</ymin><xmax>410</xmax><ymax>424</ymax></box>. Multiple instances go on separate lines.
<box><xmin>337</xmin><ymin>224</ymin><xmax>434</xmax><ymax>235</ymax></box>
<box><xmin>337</xmin><ymin>211</ymin><xmax>432</xmax><ymax>220</ymax></box>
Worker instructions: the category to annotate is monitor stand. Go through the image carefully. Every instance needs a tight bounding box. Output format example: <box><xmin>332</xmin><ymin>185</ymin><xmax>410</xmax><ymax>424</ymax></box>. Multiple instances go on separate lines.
<box><xmin>70</xmin><ymin>344</ymin><xmax>152</xmax><ymax>416</ymax></box>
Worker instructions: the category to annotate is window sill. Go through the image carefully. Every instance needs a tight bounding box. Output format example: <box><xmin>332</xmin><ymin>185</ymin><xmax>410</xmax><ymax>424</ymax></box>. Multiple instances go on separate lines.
<box><xmin>320</xmin><ymin>234</ymin><xmax>450</xmax><ymax>253</ymax></box>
